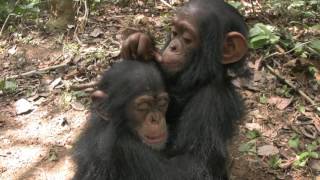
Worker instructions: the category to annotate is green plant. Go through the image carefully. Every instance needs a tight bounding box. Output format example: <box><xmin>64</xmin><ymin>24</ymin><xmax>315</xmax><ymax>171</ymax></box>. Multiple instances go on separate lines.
<box><xmin>0</xmin><ymin>79</ymin><xmax>18</xmax><ymax>93</ymax></box>
<box><xmin>227</xmin><ymin>1</ymin><xmax>244</xmax><ymax>11</ymax></box>
<box><xmin>293</xmin><ymin>141</ymin><xmax>319</xmax><ymax>167</ymax></box>
<box><xmin>239</xmin><ymin>139</ymin><xmax>257</xmax><ymax>154</ymax></box>
<box><xmin>288</xmin><ymin>134</ymin><xmax>300</xmax><ymax>149</ymax></box>
<box><xmin>249</xmin><ymin>23</ymin><xmax>280</xmax><ymax>49</ymax></box>
<box><xmin>275</xmin><ymin>85</ymin><xmax>292</xmax><ymax>98</ymax></box>
<box><xmin>246</xmin><ymin>130</ymin><xmax>261</xmax><ymax>139</ymax></box>
<box><xmin>268</xmin><ymin>155</ymin><xmax>282</xmax><ymax>169</ymax></box>
<box><xmin>259</xmin><ymin>94</ymin><xmax>268</xmax><ymax>104</ymax></box>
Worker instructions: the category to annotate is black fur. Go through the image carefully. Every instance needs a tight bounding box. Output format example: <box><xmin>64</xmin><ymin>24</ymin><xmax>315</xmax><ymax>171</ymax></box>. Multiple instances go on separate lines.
<box><xmin>73</xmin><ymin>60</ymin><xmax>209</xmax><ymax>180</ymax></box>
<box><xmin>163</xmin><ymin>0</ymin><xmax>248</xmax><ymax>179</ymax></box>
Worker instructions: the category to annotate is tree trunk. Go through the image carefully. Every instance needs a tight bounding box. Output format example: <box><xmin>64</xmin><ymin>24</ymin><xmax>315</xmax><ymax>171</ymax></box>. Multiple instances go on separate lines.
<box><xmin>46</xmin><ymin>0</ymin><xmax>74</xmax><ymax>32</ymax></box>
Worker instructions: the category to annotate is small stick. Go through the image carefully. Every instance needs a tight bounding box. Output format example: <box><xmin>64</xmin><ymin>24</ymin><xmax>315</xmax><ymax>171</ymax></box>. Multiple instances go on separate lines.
<box><xmin>6</xmin><ymin>55</ymin><xmax>65</xmax><ymax>79</ymax></box>
<box><xmin>265</xmin><ymin>64</ymin><xmax>316</xmax><ymax>106</ymax></box>
<box><xmin>0</xmin><ymin>13</ymin><xmax>14</xmax><ymax>36</ymax></box>
<box><xmin>104</xmin><ymin>24</ymin><xmax>139</xmax><ymax>32</ymax></box>
<box><xmin>159</xmin><ymin>0</ymin><xmax>175</xmax><ymax>9</ymax></box>
<box><xmin>70</xmin><ymin>81</ymin><xmax>98</xmax><ymax>90</ymax></box>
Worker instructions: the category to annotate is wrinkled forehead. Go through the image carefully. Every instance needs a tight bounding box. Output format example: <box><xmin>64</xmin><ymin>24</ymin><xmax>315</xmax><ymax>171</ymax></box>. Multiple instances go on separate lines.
<box><xmin>174</xmin><ymin>2</ymin><xmax>208</xmax><ymax>27</ymax></box>
<box><xmin>176</xmin><ymin>2</ymin><xmax>200</xmax><ymax>17</ymax></box>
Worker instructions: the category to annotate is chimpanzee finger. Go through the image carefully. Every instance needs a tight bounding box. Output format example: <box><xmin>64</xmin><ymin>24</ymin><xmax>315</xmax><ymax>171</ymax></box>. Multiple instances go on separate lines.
<box><xmin>91</xmin><ymin>90</ymin><xmax>108</xmax><ymax>102</ymax></box>
<box><xmin>121</xmin><ymin>39</ymin><xmax>131</xmax><ymax>60</ymax></box>
<box><xmin>127</xmin><ymin>33</ymin><xmax>140</xmax><ymax>60</ymax></box>
<box><xmin>137</xmin><ymin>38</ymin><xmax>152</xmax><ymax>61</ymax></box>
<box><xmin>154</xmin><ymin>51</ymin><xmax>162</xmax><ymax>63</ymax></box>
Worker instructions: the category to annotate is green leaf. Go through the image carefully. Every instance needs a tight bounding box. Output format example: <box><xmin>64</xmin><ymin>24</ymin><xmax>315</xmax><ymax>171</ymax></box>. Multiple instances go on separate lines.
<box><xmin>298</xmin><ymin>105</ymin><xmax>305</xmax><ymax>113</ymax></box>
<box><xmin>269</xmin><ymin>34</ymin><xmax>280</xmax><ymax>44</ymax></box>
<box><xmin>308</xmin><ymin>66</ymin><xmax>318</xmax><ymax>76</ymax></box>
<box><xmin>294</xmin><ymin>151</ymin><xmax>310</xmax><ymax>167</ymax></box>
<box><xmin>268</xmin><ymin>155</ymin><xmax>281</xmax><ymax>169</ymax></box>
<box><xmin>294</xmin><ymin>42</ymin><xmax>305</xmax><ymax>54</ymax></box>
<box><xmin>259</xmin><ymin>94</ymin><xmax>268</xmax><ymax>104</ymax></box>
<box><xmin>310</xmin><ymin>0</ymin><xmax>319</xmax><ymax>5</ymax></box>
<box><xmin>238</xmin><ymin>140</ymin><xmax>257</xmax><ymax>154</ymax></box>
<box><xmin>309</xmin><ymin>152</ymin><xmax>319</xmax><ymax>159</ymax></box>
<box><xmin>246</xmin><ymin>130</ymin><xmax>261</xmax><ymax>139</ymax></box>
<box><xmin>228</xmin><ymin>1</ymin><xmax>243</xmax><ymax>10</ymax></box>
<box><xmin>288</xmin><ymin>134</ymin><xmax>300</xmax><ymax>149</ymax></box>
<box><xmin>72</xmin><ymin>91</ymin><xmax>88</xmax><ymax>99</ymax></box>
<box><xmin>0</xmin><ymin>79</ymin><xmax>4</xmax><ymax>90</ymax></box>
<box><xmin>249</xmin><ymin>23</ymin><xmax>279</xmax><ymax>49</ymax></box>
<box><xmin>306</xmin><ymin>141</ymin><xmax>318</xmax><ymax>152</ymax></box>
<box><xmin>4</xmin><ymin>80</ymin><xmax>17</xmax><ymax>92</ymax></box>
<box><xmin>309</xmin><ymin>39</ymin><xmax>320</xmax><ymax>53</ymax></box>
<box><xmin>250</xmin><ymin>35</ymin><xmax>270</xmax><ymax>49</ymax></box>
<box><xmin>288</xmin><ymin>1</ymin><xmax>305</xmax><ymax>9</ymax></box>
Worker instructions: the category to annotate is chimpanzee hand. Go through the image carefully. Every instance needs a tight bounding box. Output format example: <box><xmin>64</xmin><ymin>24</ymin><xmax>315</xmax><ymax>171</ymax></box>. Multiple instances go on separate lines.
<box><xmin>121</xmin><ymin>32</ymin><xmax>161</xmax><ymax>62</ymax></box>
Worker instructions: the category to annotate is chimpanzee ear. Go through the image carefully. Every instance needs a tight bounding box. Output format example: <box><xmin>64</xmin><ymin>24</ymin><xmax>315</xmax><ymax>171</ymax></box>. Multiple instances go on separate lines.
<box><xmin>91</xmin><ymin>90</ymin><xmax>108</xmax><ymax>102</ymax></box>
<box><xmin>222</xmin><ymin>32</ymin><xmax>248</xmax><ymax>64</ymax></box>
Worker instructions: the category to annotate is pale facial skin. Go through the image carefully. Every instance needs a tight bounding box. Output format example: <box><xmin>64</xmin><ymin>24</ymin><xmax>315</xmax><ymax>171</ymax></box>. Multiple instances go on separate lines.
<box><xmin>127</xmin><ymin>92</ymin><xmax>169</xmax><ymax>150</ymax></box>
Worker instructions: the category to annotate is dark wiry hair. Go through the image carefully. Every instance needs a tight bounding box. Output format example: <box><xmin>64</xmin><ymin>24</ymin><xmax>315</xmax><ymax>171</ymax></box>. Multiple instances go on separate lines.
<box><xmin>96</xmin><ymin>60</ymin><xmax>165</xmax><ymax>124</ymax></box>
<box><xmin>174</xmin><ymin>0</ymin><xmax>249</xmax><ymax>91</ymax></box>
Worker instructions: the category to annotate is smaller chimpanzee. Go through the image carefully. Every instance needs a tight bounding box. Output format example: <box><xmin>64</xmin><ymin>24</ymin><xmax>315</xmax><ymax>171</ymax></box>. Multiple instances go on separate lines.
<box><xmin>73</xmin><ymin>60</ymin><xmax>197</xmax><ymax>180</ymax></box>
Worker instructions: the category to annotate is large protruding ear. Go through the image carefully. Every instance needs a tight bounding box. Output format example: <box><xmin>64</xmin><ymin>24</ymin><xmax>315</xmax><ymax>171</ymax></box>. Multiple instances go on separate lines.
<box><xmin>222</xmin><ymin>32</ymin><xmax>248</xmax><ymax>64</ymax></box>
<box><xmin>91</xmin><ymin>90</ymin><xmax>110</xmax><ymax>121</ymax></box>
<box><xmin>91</xmin><ymin>90</ymin><xmax>108</xmax><ymax>102</ymax></box>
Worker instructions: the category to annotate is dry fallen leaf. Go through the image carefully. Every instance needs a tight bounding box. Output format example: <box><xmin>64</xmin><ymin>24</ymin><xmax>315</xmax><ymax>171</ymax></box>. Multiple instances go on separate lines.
<box><xmin>313</xmin><ymin>116</ymin><xmax>320</xmax><ymax>133</ymax></box>
<box><xmin>315</xmin><ymin>72</ymin><xmax>320</xmax><ymax>81</ymax></box>
<box><xmin>90</xmin><ymin>28</ymin><xmax>104</xmax><ymax>38</ymax></box>
<box><xmin>257</xmin><ymin>145</ymin><xmax>279</xmax><ymax>156</ymax></box>
<box><xmin>15</xmin><ymin>98</ymin><xmax>34</xmax><ymax>115</ymax></box>
<box><xmin>71</xmin><ymin>101</ymin><xmax>85</xmax><ymax>111</ymax></box>
<box><xmin>268</xmin><ymin>96</ymin><xmax>293</xmax><ymax>110</ymax></box>
<box><xmin>245</xmin><ymin>123</ymin><xmax>262</xmax><ymax>131</ymax></box>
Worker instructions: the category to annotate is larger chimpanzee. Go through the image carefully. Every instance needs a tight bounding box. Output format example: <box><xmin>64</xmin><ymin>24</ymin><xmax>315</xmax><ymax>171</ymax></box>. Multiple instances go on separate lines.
<box><xmin>73</xmin><ymin>60</ymin><xmax>209</xmax><ymax>180</ymax></box>
<box><xmin>121</xmin><ymin>0</ymin><xmax>248</xmax><ymax>179</ymax></box>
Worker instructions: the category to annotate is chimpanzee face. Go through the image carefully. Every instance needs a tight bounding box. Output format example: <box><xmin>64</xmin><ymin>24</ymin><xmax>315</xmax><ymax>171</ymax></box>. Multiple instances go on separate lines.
<box><xmin>161</xmin><ymin>10</ymin><xmax>200</xmax><ymax>76</ymax></box>
<box><xmin>126</xmin><ymin>91</ymin><xmax>169</xmax><ymax>150</ymax></box>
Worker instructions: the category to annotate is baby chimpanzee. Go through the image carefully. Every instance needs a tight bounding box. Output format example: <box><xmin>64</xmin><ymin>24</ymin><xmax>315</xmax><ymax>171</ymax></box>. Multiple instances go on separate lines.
<box><xmin>73</xmin><ymin>60</ymin><xmax>181</xmax><ymax>180</ymax></box>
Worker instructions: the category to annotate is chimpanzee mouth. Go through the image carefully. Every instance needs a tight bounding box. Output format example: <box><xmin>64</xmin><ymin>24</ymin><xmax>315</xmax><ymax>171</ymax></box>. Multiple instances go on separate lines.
<box><xmin>161</xmin><ymin>63</ymin><xmax>183</xmax><ymax>74</ymax></box>
<box><xmin>143</xmin><ymin>132</ymin><xmax>168</xmax><ymax>144</ymax></box>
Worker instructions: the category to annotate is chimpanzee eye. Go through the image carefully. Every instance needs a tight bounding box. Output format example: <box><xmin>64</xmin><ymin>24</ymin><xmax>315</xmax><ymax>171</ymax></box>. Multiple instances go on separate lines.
<box><xmin>172</xmin><ymin>30</ymin><xmax>178</xmax><ymax>37</ymax></box>
<box><xmin>136</xmin><ymin>103</ymin><xmax>150</xmax><ymax>111</ymax></box>
<box><xmin>183</xmin><ymin>37</ymin><xmax>192</xmax><ymax>44</ymax></box>
<box><xmin>158</xmin><ymin>99</ymin><xmax>168</xmax><ymax>109</ymax></box>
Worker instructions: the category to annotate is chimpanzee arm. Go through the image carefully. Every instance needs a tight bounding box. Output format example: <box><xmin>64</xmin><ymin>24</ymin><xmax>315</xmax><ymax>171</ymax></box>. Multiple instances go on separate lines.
<box><xmin>73</xmin><ymin>115</ymin><xmax>116</xmax><ymax>180</ymax></box>
<box><xmin>172</xmin><ymin>83</ymin><xmax>244</xmax><ymax>179</ymax></box>
<box><xmin>121</xmin><ymin>32</ymin><xmax>161</xmax><ymax>62</ymax></box>
<box><xmin>113</xmin><ymin>133</ymin><xmax>192</xmax><ymax>180</ymax></box>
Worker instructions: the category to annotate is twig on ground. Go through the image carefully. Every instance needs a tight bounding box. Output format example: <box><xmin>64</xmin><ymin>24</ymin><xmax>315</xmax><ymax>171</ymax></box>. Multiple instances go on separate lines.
<box><xmin>82</xmin><ymin>0</ymin><xmax>89</xmax><ymax>27</ymax></box>
<box><xmin>0</xmin><ymin>13</ymin><xmax>15</xmax><ymax>37</ymax></box>
<box><xmin>6</xmin><ymin>55</ymin><xmax>65</xmax><ymax>79</ymax></box>
<box><xmin>265</xmin><ymin>64</ymin><xmax>316</xmax><ymax>106</ymax></box>
<box><xmin>159</xmin><ymin>0</ymin><xmax>175</xmax><ymax>10</ymax></box>
<box><xmin>70</xmin><ymin>81</ymin><xmax>98</xmax><ymax>90</ymax></box>
<box><xmin>250</xmin><ymin>0</ymin><xmax>256</xmax><ymax>16</ymax></box>
<box><xmin>104</xmin><ymin>24</ymin><xmax>139</xmax><ymax>32</ymax></box>
<box><xmin>0</xmin><ymin>0</ymin><xmax>22</xmax><ymax>36</ymax></box>
<box><xmin>260</xmin><ymin>41</ymin><xmax>317</xmax><ymax>106</ymax></box>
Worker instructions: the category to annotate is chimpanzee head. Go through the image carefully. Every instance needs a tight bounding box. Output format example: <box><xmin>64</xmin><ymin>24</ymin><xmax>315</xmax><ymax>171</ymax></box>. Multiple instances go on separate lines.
<box><xmin>160</xmin><ymin>0</ymin><xmax>248</xmax><ymax>84</ymax></box>
<box><xmin>92</xmin><ymin>60</ymin><xmax>169</xmax><ymax>150</ymax></box>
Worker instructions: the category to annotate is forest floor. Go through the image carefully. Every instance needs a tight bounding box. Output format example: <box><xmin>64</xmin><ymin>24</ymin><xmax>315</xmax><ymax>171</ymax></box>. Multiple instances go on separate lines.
<box><xmin>0</xmin><ymin>2</ymin><xmax>319</xmax><ymax>180</ymax></box>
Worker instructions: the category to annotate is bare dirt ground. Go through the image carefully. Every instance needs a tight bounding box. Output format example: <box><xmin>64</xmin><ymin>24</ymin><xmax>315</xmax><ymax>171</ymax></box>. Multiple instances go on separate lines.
<box><xmin>0</xmin><ymin>2</ymin><xmax>319</xmax><ymax>180</ymax></box>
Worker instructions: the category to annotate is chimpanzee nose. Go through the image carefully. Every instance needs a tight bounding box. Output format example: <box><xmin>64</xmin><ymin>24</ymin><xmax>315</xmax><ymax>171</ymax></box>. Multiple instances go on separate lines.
<box><xmin>169</xmin><ymin>44</ymin><xmax>177</xmax><ymax>51</ymax></box>
<box><xmin>150</xmin><ymin>112</ymin><xmax>161</xmax><ymax>124</ymax></box>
